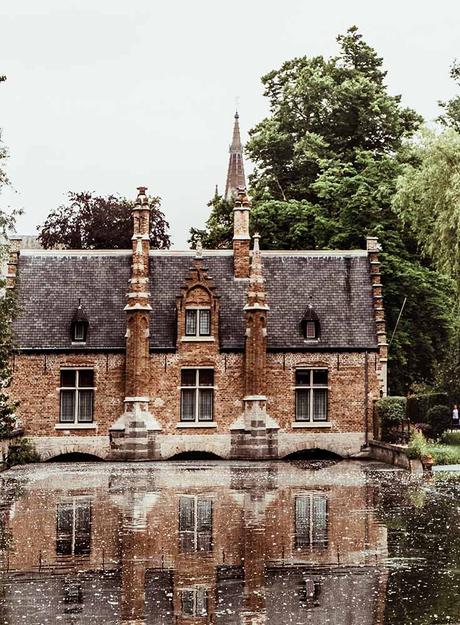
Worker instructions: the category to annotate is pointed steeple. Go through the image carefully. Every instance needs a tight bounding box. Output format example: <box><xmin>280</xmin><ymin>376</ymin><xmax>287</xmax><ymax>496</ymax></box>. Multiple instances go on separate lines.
<box><xmin>225</xmin><ymin>111</ymin><xmax>247</xmax><ymax>200</ymax></box>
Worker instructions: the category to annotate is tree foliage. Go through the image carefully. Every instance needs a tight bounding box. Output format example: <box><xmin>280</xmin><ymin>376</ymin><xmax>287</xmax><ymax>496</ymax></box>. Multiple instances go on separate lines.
<box><xmin>189</xmin><ymin>191</ymin><xmax>234</xmax><ymax>249</ymax></box>
<box><xmin>394</xmin><ymin>129</ymin><xmax>460</xmax><ymax>288</ymax></box>
<box><xmin>438</xmin><ymin>61</ymin><xmax>460</xmax><ymax>131</ymax></box>
<box><xmin>38</xmin><ymin>191</ymin><xmax>171</xmax><ymax>250</ymax></box>
<box><xmin>192</xmin><ymin>27</ymin><xmax>454</xmax><ymax>394</ymax></box>
<box><xmin>0</xmin><ymin>74</ymin><xmax>19</xmax><ymax>437</ymax></box>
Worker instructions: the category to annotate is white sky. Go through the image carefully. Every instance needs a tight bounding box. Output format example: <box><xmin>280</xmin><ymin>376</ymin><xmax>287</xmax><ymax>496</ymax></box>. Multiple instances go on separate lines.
<box><xmin>0</xmin><ymin>0</ymin><xmax>458</xmax><ymax>248</ymax></box>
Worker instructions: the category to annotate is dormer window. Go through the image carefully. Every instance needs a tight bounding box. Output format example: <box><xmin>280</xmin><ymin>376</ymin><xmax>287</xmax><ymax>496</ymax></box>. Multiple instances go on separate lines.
<box><xmin>300</xmin><ymin>305</ymin><xmax>320</xmax><ymax>341</ymax></box>
<box><xmin>73</xmin><ymin>321</ymin><xmax>86</xmax><ymax>342</ymax></box>
<box><xmin>70</xmin><ymin>301</ymin><xmax>89</xmax><ymax>344</ymax></box>
<box><xmin>185</xmin><ymin>308</ymin><xmax>211</xmax><ymax>337</ymax></box>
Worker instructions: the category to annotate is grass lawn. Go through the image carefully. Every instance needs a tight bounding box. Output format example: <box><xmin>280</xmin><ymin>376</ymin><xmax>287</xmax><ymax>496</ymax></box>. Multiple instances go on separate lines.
<box><xmin>426</xmin><ymin>443</ymin><xmax>460</xmax><ymax>465</ymax></box>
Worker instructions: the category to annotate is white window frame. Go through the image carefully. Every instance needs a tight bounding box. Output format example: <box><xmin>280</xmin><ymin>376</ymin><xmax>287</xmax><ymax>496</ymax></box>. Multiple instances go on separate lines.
<box><xmin>295</xmin><ymin>368</ymin><xmax>328</xmax><ymax>422</ymax></box>
<box><xmin>305</xmin><ymin>321</ymin><xmax>316</xmax><ymax>339</ymax></box>
<box><xmin>178</xmin><ymin>495</ymin><xmax>213</xmax><ymax>553</ymax></box>
<box><xmin>59</xmin><ymin>368</ymin><xmax>95</xmax><ymax>424</ymax></box>
<box><xmin>184</xmin><ymin>307</ymin><xmax>211</xmax><ymax>337</ymax></box>
<box><xmin>294</xmin><ymin>493</ymin><xmax>328</xmax><ymax>549</ymax></box>
<box><xmin>180</xmin><ymin>367</ymin><xmax>214</xmax><ymax>422</ymax></box>
<box><xmin>56</xmin><ymin>496</ymin><xmax>92</xmax><ymax>557</ymax></box>
<box><xmin>180</xmin><ymin>587</ymin><xmax>209</xmax><ymax>617</ymax></box>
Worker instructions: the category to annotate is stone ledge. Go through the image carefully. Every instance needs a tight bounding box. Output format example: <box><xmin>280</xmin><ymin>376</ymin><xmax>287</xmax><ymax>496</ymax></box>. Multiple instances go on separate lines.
<box><xmin>54</xmin><ymin>423</ymin><xmax>98</xmax><ymax>430</ymax></box>
<box><xmin>176</xmin><ymin>422</ymin><xmax>217</xmax><ymax>429</ymax></box>
<box><xmin>291</xmin><ymin>422</ymin><xmax>332</xmax><ymax>429</ymax></box>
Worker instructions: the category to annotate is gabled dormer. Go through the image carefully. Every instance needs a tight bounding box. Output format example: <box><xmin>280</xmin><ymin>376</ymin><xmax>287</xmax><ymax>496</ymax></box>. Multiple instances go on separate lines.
<box><xmin>176</xmin><ymin>242</ymin><xmax>220</xmax><ymax>348</ymax></box>
<box><xmin>70</xmin><ymin>300</ymin><xmax>89</xmax><ymax>344</ymax></box>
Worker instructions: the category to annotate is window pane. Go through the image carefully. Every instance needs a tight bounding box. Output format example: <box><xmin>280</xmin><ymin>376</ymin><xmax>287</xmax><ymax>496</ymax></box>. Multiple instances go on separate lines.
<box><xmin>181</xmin><ymin>369</ymin><xmax>196</xmax><ymax>386</ymax></box>
<box><xmin>313</xmin><ymin>369</ymin><xmax>328</xmax><ymax>386</ymax></box>
<box><xmin>295</xmin><ymin>496</ymin><xmax>310</xmax><ymax>548</ymax></box>
<box><xmin>179</xmin><ymin>497</ymin><xmax>195</xmax><ymax>531</ymax></box>
<box><xmin>56</xmin><ymin>502</ymin><xmax>73</xmax><ymax>555</ymax></box>
<box><xmin>73</xmin><ymin>322</ymin><xmax>85</xmax><ymax>341</ymax></box>
<box><xmin>313</xmin><ymin>389</ymin><xmax>328</xmax><ymax>422</ymax></box>
<box><xmin>312</xmin><ymin>496</ymin><xmax>328</xmax><ymax>546</ymax></box>
<box><xmin>306</xmin><ymin>321</ymin><xmax>316</xmax><ymax>339</ymax></box>
<box><xmin>78</xmin><ymin>390</ymin><xmax>93</xmax><ymax>423</ymax></box>
<box><xmin>60</xmin><ymin>391</ymin><xmax>75</xmax><ymax>422</ymax></box>
<box><xmin>198</xmin><ymin>390</ymin><xmax>213</xmax><ymax>421</ymax></box>
<box><xmin>185</xmin><ymin>310</ymin><xmax>197</xmax><ymax>335</ymax></box>
<box><xmin>295</xmin><ymin>369</ymin><xmax>310</xmax><ymax>386</ymax></box>
<box><xmin>74</xmin><ymin>501</ymin><xmax>91</xmax><ymax>556</ymax></box>
<box><xmin>61</xmin><ymin>370</ymin><xmax>76</xmax><ymax>387</ymax></box>
<box><xmin>197</xmin><ymin>500</ymin><xmax>212</xmax><ymax>532</ymax></box>
<box><xmin>181</xmin><ymin>590</ymin><xmax>194</xmax><ymax>616</ymax></box>
<box><xmin>296</xmin><ymin>390</ymin><xmax>310</xmax><ymax>421</ymax></box>
<box><xmin>197</xmin><ymin>499</ymin><xmax>213</xmax><ymax>551</ymax></box>
<box><xmin>181</xmin><ymin>389</ymin><xmax>196</xmax><ymax>421</ymax></box>
<box><xmin>196</xmin><ymin>589</ymin><xmax>208</xmax><ymax>616</ymax></box>
<box><xmin>78</xmin><ymin>370</ymin><xmax>94</xmax><ymax>388</ymax></box>
<box><xmin>199</xmin><ymin>369</ymin><xmax>214</xmax><ymax>386</ymax></box>
<box><xmin>199</xmin><ymin>310</ymin><xmax>211</xmax><ymax>335</ymax></box>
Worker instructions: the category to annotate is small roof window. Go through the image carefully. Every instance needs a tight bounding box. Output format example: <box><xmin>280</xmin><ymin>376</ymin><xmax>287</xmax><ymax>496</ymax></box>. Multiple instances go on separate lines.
<box><xmin>300</xmin><ymin>305</ymin><xmax>321</xmax><ymax>341</ymax></box>
<box><xmin>70</xmin><ymin>301</ymin><xmax>89</xmax><ymax>343</ymax></box>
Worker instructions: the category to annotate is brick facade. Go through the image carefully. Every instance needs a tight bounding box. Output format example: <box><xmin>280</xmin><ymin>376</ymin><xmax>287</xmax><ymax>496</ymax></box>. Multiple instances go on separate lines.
<box><xmin>7</xmin><ymin>124</ymin><xmax>387</xmax><ymax>461</ymax></box>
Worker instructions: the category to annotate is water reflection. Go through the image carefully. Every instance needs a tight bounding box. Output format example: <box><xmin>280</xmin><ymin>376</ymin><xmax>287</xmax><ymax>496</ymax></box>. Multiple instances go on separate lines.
<box><xmin>0</xmin><ymin>461</ymin><xmax>457</xmax><ymax>624</ymax></box>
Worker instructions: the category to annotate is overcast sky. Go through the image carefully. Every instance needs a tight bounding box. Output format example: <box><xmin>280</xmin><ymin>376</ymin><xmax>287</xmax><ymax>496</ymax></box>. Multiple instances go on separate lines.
<box><xmin>0</xmin><ymin>0</ymin><xmax>458</xmax><ymax>248</ymax></box>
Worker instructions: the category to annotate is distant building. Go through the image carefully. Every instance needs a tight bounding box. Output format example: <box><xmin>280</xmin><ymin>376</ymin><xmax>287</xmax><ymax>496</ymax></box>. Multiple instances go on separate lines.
<box><xmin>7</xmin><ymin>114</ymin><xmax>388</xmax><ymax>461</ymax></box>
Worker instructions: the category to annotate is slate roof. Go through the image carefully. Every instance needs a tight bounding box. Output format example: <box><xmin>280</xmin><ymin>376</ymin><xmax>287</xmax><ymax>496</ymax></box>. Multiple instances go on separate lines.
<box><xmin>13</xmin><ymin>250</ymin><xmax>378</xmax><ymax>351</ymax></box>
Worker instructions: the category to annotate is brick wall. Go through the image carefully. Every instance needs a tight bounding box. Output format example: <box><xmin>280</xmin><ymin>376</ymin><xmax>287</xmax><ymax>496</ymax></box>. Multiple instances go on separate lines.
<box><xmin>10</xmin><ymin>349</ymin><xmax>379</xmax><ymax>440</ymax></box>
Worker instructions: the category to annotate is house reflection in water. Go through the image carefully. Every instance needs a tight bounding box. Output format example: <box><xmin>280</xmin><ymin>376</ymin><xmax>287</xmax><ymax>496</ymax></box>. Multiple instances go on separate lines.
<box><xmin>0</xmin><ymin>461</ymin><xmax>388</xmax><ymax>624</ymax></box>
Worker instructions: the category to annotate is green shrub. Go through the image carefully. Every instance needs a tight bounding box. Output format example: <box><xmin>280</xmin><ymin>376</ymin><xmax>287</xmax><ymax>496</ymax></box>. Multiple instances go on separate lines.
<box><xmin>441</xmin><ymin>430</ymin><xmax>460</xmax><ymax>445</ymax></box>
<box><xmin>426</xmin><ymin>444</ymin><xmax>460</xmax><ymax>465</ymax></box>
<box><xmin>406</xmin><ymin>429</ymin><xmax>428</xmax><ymax>459</ymax></box>
<box><xmin>376</xmin><ymin>396</ymin><xmax>406</xmax><ymax>442</ymax></box>
<box><xmin>6</xmin><ymin>438</ymin><xmax>40</xmax><ymax>467</ymax></box>
<box><xmin>426</xmin><ymin>404</ymin><xmax>452</xmax><ymax>440</ymax></box>
<box><xmin>406</xmin><ymin>392</ymin><xmax>448</xmax><ymax>423</ymax></box>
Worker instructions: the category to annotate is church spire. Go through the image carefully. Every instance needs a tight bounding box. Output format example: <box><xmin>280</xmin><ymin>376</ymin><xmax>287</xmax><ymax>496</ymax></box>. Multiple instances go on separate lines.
<box><xmin>225</xmin><ymin>111</ymin><xmax>246</xmax><ymax>200</ymax></box>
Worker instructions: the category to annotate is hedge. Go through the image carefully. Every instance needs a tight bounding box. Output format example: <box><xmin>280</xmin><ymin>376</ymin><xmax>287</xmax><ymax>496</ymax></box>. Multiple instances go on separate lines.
<box><xmin>406</xmin><ymin>392</ymin><xmax>448</xmax><ymax>423</ymax></box>
<box><xmin>376</xmin><ymin>396</ymin><xmax>406</xmax><ymax>442</ymax></box>
<box><xmin>426</xmin><ymin>405</ymin><xmax>452</xmax><ymax>440</ymax></box>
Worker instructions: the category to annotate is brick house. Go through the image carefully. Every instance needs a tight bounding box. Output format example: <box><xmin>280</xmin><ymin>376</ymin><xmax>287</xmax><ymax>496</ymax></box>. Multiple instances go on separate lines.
<box><xmin>7</xmin><ymin>114</ymin><xmax>388</xmax><ymax>461</ymax></box>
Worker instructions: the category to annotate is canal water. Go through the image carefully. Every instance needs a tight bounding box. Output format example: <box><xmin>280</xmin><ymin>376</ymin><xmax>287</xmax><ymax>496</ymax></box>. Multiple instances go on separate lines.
<box><xmin>0</xmin><ymin>460</ymin><xmax>459</xmax><ymax>624</ymax></box>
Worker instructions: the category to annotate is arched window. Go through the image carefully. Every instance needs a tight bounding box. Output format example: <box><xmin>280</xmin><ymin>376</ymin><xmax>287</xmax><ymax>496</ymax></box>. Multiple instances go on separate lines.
<box><xmin>300</xmin><ymin>305</ymin><xmax>320</xmax><ymax>341</ymax></box>
<box><xmin>70</xmin><ymin>302</ymin><xmax>89</xmax><ymax>343</ymax></box>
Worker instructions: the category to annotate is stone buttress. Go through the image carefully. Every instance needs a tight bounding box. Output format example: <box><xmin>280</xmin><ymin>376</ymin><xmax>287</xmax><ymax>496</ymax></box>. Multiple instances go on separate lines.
<box><xmin>110</xmin><ymin>187</ymin><xmax>161</xmax><ymax>460</ymax></box>
<box><xmin>231</xmin><ymin>233</ymin><xmax>279</xmax><ymax>458</ymax></box>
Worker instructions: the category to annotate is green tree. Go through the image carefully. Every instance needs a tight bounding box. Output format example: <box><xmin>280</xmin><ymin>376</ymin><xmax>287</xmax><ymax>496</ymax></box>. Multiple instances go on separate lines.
<box><xmin>38</xmin><ymin>191</ymin><xmax>171</xmax><ymax>250</ymax></box>
<box><xmin>393</xmin><ymin>129</ymin><xmax>460</xmax><ymax>396</ymax></box>
<box><xmin>438</xmin><ymin>61</ymin><xmax>460</xmax><ymax>131</ymax></box>
<box><xmin>189</xmin><ymin>190</ymin><xmax>234</xmax><ymax>249</ymax></box>
<box><xmin>193</xmin><ymin>27</ymin><xmax>453</xmax><ymax>393</ymax></box>
<box><xmin>394</xmin><ymin>129</ymin><xmax>460</xmax><ymax>288</ymax></box>
<box><xmin>0</xmin><ymin>74</ymin><xmax>20</xmax><ymax>437</ymax></box>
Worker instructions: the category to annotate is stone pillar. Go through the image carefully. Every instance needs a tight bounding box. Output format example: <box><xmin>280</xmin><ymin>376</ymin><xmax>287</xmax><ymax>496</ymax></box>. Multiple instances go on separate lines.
<box><xmin>367</xmin><ymin>236</ymin><xmax>388</xmax><ymax>397</ymax></box>
<box><xmin>110</xmin><ymin>187</ymin><xmax>161</xmax><ymax>460</ymax></box>
<box><xmin>231</xmin><ymin>234</ymin><xmax>279</xmax><ymax>458</ymax></box>
<box><xmin>233</xmin><ymin>188</ymin><xmax>250</xmax><ymax>279</ymax></box>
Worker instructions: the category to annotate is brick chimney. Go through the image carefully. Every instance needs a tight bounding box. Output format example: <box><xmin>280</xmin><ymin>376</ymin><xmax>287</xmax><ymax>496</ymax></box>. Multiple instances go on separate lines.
<box><xmin>233</xmin><ymin>188</ymin><xmax>251</xmax><ymax>278</ymax></box>
<box><xmin>230</xmin><ymin>234</ymin><xmax>279</xmax><ymax>458</ymax></box>
<box><xmin>243</xmin><ymin>233</ymin><xmax>269</xmax><ymax>396</ymax></box>
<box><xmin>110</xmin><ymin>187</ymin><xmax>161</xmax><ymax>460</ymax></box>
<box><xmin>366</xmin><ymin>236</ymin><xmax>388</xmax><ymax>396</ymax></box>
